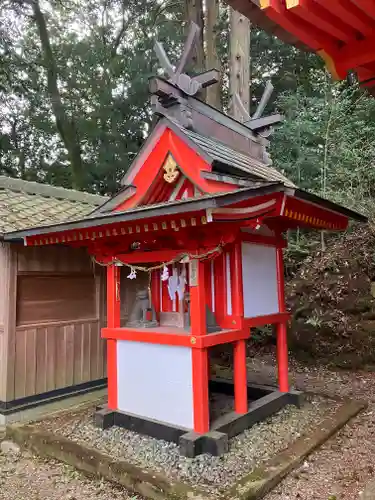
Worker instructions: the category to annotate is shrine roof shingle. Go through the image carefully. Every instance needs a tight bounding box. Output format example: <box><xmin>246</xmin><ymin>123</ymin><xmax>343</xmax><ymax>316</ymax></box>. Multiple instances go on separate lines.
<box><xmin>0</xmin><ymin>176</ymin><xmax>107</xmax><ymax>233</ymax></box>
<box><xmin>168</xmin><ymin>119</ymin><xmax>295</xmax><ymax>188</ymax></box>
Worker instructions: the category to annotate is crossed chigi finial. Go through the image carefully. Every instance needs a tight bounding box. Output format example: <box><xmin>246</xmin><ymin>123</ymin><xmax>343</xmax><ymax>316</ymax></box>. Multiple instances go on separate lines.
<box><xmin>232</xmin><ymin>81</ymin><xmax>275</xmax><ymax>136</ymax></box>
<box><xmin>154</xmin><ymin>22</ymin><xmax>219</xmax><ymax>97</ymax></box>
<box><xmin>153</xmin><ymin>22</ymin><xmax>281</xmax><ymax>136</ymax></box>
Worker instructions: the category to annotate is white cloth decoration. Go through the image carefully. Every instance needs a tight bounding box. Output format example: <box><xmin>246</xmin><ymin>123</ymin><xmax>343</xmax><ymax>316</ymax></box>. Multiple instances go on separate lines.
<box><xmin>127</xmin><ymin>267</ymin><xmax>137</xmax><ymax>280</ymax></box>
<box><xmin>177</xmin><ymin>267</ymin><xmax>186</xmax><ymax>300</ymax></box>
<box><xmin>161</xmin><ymin>265</ymin><xmax>169</xmax><ymax>281</ymax></box>
<box><xmin>168</xmin><ymin>267</ymin><xmax>179</xmax><ymax>300</ymax></box>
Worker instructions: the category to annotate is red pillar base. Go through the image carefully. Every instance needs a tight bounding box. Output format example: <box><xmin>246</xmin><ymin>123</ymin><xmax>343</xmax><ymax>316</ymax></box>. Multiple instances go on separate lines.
<box><xmin>276</xmin><ymin>322</ymin><xmax>289</xmax><ymax>393</ymax></box>
<box><xmin>107</xmin><ymin>339</ymin><xmax>118</xmax><ymax>410</ymax></box>
<box><xmin>192</xmin><ymin>347</ymin><xmax>210</xmax><ymax>433</ymax></box>
<box><xmin>234</xmin><ymin>339</ymin><xmax>248</xmax><ymax>414</ymax></box>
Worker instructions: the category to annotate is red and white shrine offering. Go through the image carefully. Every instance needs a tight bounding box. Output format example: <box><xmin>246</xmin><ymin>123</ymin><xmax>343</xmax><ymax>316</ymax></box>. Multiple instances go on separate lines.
<box><xmin>5</xmin><ymin>66</ymin><xmax>366</xmax><ymax>456</ymax></box>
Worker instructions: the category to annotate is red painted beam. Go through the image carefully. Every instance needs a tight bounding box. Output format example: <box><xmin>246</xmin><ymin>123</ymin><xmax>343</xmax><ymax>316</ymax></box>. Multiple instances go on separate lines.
<box><xmin>219</xmin><ymin>315</ymin><xmax>243</xmax><ymax>329</ymax></box>
<box><xmin>110</xmin><ymin>249</ymin><xmax>185</xmax><ymax>265</ymax></box>
<box><xmin>102</xmin><ymin>326</ymin><xmax>246</xmax><ymax>348</ymax></box>
<box><xmin>199</xmin><ymin>329</ymin><xmax>245</xmax><ymax>348</ymax></box>
<box><xmin>102</xmin><ymin>327</ymin><xmax>193</xmax><ymax>347</ymax></box>
<box><xmin>261</xmin><ymin>0</ymin><xmax>338</xmax><ymax>52</ymax></box>
<box><xmin>286</xmin><ymin>0</ymin><xmax>358</xmax><ymax>42</ymax></box>
<box><xmin>348</xmin><ymin>0</ymin><xmax>375</xmax><ymax>21</ymax></box>
<box><xmin>244</xmin><ymin>312</ymin><xmax>291</xmax><ymax>329</ymax></box>
<box><xmin>333</xmin><ymin>33</ymin><xmax>375</xmax><ymax>70</ymax></box>
<box><xmin>284</xmin><ymin>196</ymin><xmax>349</xmax><ymax>231</ymax></box>
<box><xmin>313</xmin><ymin>0</ymin><xmax>375</xmax><ymax>36</ymax></box>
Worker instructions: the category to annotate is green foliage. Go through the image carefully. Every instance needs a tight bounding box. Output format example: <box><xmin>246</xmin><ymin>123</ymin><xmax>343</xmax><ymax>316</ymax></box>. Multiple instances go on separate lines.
<box><xmin>1</xmin><ymin>0</ymin><xmax>375</xmax><ymax>207</ymax></box>
<box><xmin>0</xmin><ymin>0</ymin><xmax>185</xmax><ymax>193</ymax></box>
<box><xmin>272</xmin><ymin>79</ymin><xmax>375</xmax><ymax>216</ymax></box>
<box><xmin>250</xmin><ymin>29</ymin><xmax>324</xmax><ymax>113</ymax></box>
<box><xmin>251</xmin><ymin>324</ymin><xmax>275</xmax><ymax>346</ymax></box>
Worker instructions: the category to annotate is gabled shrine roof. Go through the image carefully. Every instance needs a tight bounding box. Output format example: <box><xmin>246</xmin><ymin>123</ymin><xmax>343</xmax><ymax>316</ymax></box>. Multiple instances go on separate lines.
<box><xmin>170</xmin><ymin>120</ymin><xmax>294</xmax><ymax>187</ymax></box>
<box><xmin>94</xmin><ymin>116</ymin><xmax>294</xmax><ymax>215</ymax></box>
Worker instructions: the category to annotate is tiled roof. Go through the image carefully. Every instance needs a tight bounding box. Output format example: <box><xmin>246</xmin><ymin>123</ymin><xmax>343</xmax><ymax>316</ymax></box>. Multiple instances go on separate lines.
<box><xmin>0</xmin><ymin>176</ymin><xmax>107</xmax><ymax>233</ymax></box>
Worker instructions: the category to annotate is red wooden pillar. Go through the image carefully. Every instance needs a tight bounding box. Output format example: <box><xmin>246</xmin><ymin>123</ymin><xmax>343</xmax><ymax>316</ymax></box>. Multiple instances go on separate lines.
<box><xmin>231</xmin><ymin>242</ymin><xmax>248</xmax><ymax>414</ymax></box>
<box><xmin>190</xmin><ymin>259</ymin><xmax>209</xmax><ymax>434</ymax></box>
<box><xmin>214</xmin><ymin>252</ymin><xmax>226</xmax><ymax>327</ymax></box>
<box><xmin>276</xmin><ymin>245</ymin><xmax>289</xmax><ymax>393</ymax></box>
<box><xmin>204</xmin><ymin>259</ymin><xmax>213</xmax><ymax>311</ymax></box>
<box><xmin>107</xmin><ymin>264</ymin><xmax>121</xmax><ymax>410</ymax></box>
<box><xmin>151</xmin><ymin>270</ymin><xmax>161</xmax><ymax>321</ymax></box>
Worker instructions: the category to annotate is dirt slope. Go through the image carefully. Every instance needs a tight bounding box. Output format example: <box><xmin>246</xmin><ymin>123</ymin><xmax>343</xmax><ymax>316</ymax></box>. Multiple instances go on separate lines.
<box><xmin>287</xmin><ymin>223</ymin><xmax>375</xmax><ymax>368</ymax></box>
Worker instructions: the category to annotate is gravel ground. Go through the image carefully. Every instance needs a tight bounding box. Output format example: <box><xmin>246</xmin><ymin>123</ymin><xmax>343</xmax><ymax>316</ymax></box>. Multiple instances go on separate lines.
<box><xmin>0</xmin><ymin>448</ymin><xmax>140</xmax><ymax>500</ymax></box>
<box><xmin>8</xmin><ymin>351</ymin><xmax>373</xmax><ymax>498</ymax></box>
<box><xmin>240</xmin><ymin>352</ymin><xmax>375</xmax><ymax>500</ymax></box>
<box><xmin>35</xmin><ymin>393</ymin><xmax>337</xmax><ymax>493</ymax></box>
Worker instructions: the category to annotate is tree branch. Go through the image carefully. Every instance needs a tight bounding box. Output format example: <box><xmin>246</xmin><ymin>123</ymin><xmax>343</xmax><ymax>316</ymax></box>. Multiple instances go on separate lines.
<box><xmin>30</xmin><ymin>0</ymin><xmax>85</xmax><ymax>189</ymax></box>
<box><xmin>110</xmin><ymin>0</ymin><xmax>131</xmax><ymax>60</ymax></box>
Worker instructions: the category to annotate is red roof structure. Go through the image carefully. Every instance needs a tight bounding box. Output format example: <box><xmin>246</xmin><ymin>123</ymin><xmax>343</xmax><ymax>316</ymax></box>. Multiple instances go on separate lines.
<box><xmin>228</xmin><ymin>0</ymin><xmax>375</xmax><ymax>94</ymax></box>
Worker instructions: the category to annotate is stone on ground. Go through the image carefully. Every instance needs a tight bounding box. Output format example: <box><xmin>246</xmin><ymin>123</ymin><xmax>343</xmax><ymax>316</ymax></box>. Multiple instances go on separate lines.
<box><xmin>0</xmin><ymin>440</ymin><xmax>20</xmax><ymax>455</ymax></box>
<box><xmin>361</xmin><ymin>478</ymin><xmax>375</xmax><ymax>499</ymax></box>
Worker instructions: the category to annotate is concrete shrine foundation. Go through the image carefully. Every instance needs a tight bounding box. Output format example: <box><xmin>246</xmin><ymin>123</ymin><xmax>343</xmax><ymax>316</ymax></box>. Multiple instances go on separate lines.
<box><xmin>94</xmin><ymin>379</ymin><xmax>304</xmax><ymax>457</ymax></box>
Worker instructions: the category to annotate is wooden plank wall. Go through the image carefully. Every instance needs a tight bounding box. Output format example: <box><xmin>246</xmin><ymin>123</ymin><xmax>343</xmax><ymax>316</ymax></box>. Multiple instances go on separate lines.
<box><xmin>0</xmin><ymin>243</ymin><xmax>17</xmax><ymax>402</ymax></box>
<box><xmin>2</xmin><ymin>244</ymin><xmax>107</xmax><ymax>403</ymax></box>
<box><xmin>0</xmin><ymin>244</ymin><xmax>8</xmax><ymax>325</ymax></box>
<box><xmin>17</xmin><ymin>245</ymin><xmax>93</xmax><ymax>273</ymax></box>
<box><xmin>13</xmin><ymin>320</ymin><xmax>105</xmax><ymax>399</ymax></box>
<box><xmin>0</xmin><ymin>243</ymin><xmax>7</xmax><ymax>401</ymax></box>
<box><xmin>0</xmin><ymin>325</ymin><xmax>5</xmax><ymax>401</ymax></box>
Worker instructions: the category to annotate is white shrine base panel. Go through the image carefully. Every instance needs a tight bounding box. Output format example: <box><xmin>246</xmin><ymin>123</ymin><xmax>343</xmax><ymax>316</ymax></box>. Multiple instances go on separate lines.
<box><xmin>241</xmin><ymin>242</ymin><xmax>279</xmax><ymax>318</ymax></box>
<box><xmin>116</xmin><ymin>340</ymin><xmax>194</xmax><ymax>429</ymax></box>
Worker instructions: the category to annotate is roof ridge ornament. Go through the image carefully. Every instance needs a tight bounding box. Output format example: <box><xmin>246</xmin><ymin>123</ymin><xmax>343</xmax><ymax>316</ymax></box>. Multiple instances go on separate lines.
<box><xmin>154</xmin><ymin>22</ymin><xmax>219</xmax><ymax>97</ymax></box>
<box><xmin>232</xmin><ymin>81</ymin><xmax>279</xmax><ymax>136</ymax></box>
<box><xmin>231</xmin><ymin>82</ymin><xmax>279</xmax><ymax>165</ymax></box>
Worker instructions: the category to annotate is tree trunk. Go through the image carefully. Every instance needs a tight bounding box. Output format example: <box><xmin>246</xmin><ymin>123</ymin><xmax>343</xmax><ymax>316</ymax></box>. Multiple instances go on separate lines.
<box><xmin>10</xmin><ymin>119</ymin><xmax>25</xmax><ymax>178</ymax></box>
<box><xmin>184</xmin><ymin>0</ymin><xmax>205</xmax><ymax>73</ymax></box>
<box><xmin>229</xmin><ymin>8</ymin><xmax>251</xmax><ymax>120</ymax></box>
<box><xmin>32</xmin><ymin>0</ymin><xmax>85</xmax><ymax>190</ymax></box>
<box><xmin>205</xmin><ymin>0</ymin><xmax>221</xmax><ymax>109</ymax></box>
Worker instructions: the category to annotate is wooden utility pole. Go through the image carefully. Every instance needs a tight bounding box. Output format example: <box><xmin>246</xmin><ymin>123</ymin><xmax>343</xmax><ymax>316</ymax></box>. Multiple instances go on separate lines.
<box><xmin>184</xmin><ymin>0</ymin><xmax>205</xmax><ymax>73</ymax></box>
<box><xmin>205</xmin><ymin>0</ymin><xmax>221</xmax><ymax>109</ymax></box>
<box><xmin>229</xmin><ymin>8</ymin><xmax>251</xmax><ymax>120</ymax></box>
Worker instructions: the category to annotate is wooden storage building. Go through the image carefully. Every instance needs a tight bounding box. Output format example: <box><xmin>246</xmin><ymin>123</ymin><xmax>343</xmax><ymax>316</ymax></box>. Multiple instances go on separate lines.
<box><xmin>0</xmin><ymin>176</ymin><xmax>108</xmax><ymax>421</ymax></box>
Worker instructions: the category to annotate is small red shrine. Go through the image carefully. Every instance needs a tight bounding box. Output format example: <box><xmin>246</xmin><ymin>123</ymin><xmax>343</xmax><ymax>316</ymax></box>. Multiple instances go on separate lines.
<box><xmin>228</xmin><ymin>0</ymin><xmax>375</xmax><ymax>94</ymax></box>
<box><xmin>4</xmin><ymin>24</ymin><xmax>366</xmax><ymax>456</ymax></box>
